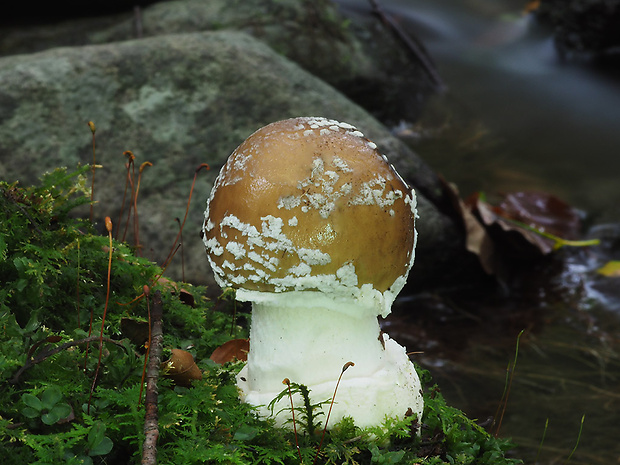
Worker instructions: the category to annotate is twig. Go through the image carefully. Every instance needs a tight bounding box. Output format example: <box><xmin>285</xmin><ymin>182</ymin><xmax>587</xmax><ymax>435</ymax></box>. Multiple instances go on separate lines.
<box><xmin>138</xmin><ymin>285</ymin><xmax>152</xmax><ymax>405</ymax></box>
<box><xmin>369</xmin><ymin>0</ymin><xmax>446</xmax><ymax>92</ymax></box>
<box><xmin>175</xmin><ymin>218</ymin><xmax>185</xmax><ymax>283</ymax></box>
<box><xmin>142</xmin><ymin>291</ymin><xmax>163</xmax><ymax>465</ymax></box>
<box><xmin>134</xmin><ymin>6</ymin><xmax>143</xmax><ymax>39</ymax></box>
<box><xmin>161</xmin><ymin>164</ymin><xmax>209</xmax><ymax>269</ymax></box>
<box><xmin>10</xmin><ymin>335</ymin><xmax>129</xmax><ymax>384</ymax></box>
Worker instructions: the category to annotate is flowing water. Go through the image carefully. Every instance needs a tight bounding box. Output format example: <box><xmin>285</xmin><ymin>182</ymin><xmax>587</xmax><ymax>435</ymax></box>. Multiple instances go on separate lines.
<box><xmin>337</xmin><ymin>1</ymin><xmax>620</xmax><ymax>463</ymax></box>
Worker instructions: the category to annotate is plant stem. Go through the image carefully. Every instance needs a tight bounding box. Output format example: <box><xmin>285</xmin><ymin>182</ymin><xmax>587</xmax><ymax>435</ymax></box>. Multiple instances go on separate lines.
<box><xmin>493</xmin><ymin>329</ymin><xmax>524</xmax><ymax>437</ymax></box>
<box><xmin>283</xmin><ymin>378</ymin><xmax>302</xmax><ymax>462</ymax></box>
<box><xmin>565</xmin><ymin>414</ymin><xmax>585</xmax><ymax>464</ymax></box>
<box><xmin>88</xmin><ymin>217</ymin><xmax>114</xmax><ymax>413</ymax></box>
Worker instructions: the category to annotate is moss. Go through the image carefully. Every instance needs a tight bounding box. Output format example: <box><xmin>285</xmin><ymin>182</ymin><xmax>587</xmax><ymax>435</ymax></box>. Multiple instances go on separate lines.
<box><xmin>0</xmin><ymin>166</ymin><xmax>521</xmax><ymax>464</ymax></box>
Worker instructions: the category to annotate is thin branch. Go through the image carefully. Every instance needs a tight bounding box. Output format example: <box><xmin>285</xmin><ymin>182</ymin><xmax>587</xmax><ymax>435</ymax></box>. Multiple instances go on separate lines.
<box><xmin>369</xmin><ymin>0</ymin><xmax>446</xmax><ymax>92</ymax></box>
<box><xmin>10</xmin><ymin>335</ymin><xmax>129</xmax><ymax>384</ymax></box>
<box><xmin>142</xmin><ymin>291</ymin><xmax>163</xmax><ymax>465</ymax></box>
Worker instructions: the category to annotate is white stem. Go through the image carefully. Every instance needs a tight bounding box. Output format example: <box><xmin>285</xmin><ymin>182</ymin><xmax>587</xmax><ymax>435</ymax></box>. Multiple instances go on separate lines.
<box><xmin>236</xmin><ymin>290</ymin><xmax>424</xmax><ymax>428</ymax></box>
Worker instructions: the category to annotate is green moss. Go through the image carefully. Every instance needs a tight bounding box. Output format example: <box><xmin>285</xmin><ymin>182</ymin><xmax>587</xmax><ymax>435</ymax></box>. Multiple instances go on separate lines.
<box><xmin>0</xmin><ymin>167</ymin><xmax>521</xmax><ymax>464</ymax></box>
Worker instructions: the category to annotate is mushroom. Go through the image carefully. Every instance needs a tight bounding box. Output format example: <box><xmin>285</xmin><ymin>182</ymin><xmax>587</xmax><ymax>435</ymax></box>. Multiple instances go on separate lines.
<box><xmin>202</xmin><ymin>117</ymin><xmax>423</xmax><ymax>428</ymax></box>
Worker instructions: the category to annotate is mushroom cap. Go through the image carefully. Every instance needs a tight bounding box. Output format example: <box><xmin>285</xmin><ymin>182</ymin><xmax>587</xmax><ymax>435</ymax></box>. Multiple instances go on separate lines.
<box><xmin>203</xmin><ymin>117</ymin><xmax>416</xmax><ymax>299</ymax></box>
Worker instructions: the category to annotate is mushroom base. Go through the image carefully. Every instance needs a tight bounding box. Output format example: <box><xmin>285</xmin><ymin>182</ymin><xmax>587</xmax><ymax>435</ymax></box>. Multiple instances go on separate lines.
<box><xmin>235</xmin><ymin>290</ymin><xmax>424</xmax><ymax>429</ymax></box>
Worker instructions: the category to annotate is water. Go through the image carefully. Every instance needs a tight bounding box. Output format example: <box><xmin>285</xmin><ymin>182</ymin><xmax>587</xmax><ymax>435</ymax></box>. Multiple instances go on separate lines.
<box><xmin>341</xmin><ymin>0</ymin><xmax>620</xmax><ymax>223</ymax></box>
<box><xmin>337</xmin><ymin>1</ymin><xmax>620</xmax><ymax>463</ymax></box>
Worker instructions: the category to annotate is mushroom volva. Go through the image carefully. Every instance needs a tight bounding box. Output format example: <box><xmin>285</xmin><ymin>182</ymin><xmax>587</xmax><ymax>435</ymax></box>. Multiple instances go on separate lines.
<box><xmin>203</xmin><ymin>117</ymin><xmax>423</xmax><ymax>428</ymax></box>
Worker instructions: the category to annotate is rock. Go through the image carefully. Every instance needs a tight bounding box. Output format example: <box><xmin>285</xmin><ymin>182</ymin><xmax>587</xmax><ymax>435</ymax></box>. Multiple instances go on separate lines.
<box><xmin>0</xmin><ymin>0</ymin><xmax>435</xmax><ymax>123</ymax></box>
<box><xmin>0</xmin><ymin>2</ymin><xmax>479</xmax><ymax>293</ymax></box>
<box><xmin>536</xmin><ymin>0</ymin><xmax>620</xmax><ymax>61</ymax></box>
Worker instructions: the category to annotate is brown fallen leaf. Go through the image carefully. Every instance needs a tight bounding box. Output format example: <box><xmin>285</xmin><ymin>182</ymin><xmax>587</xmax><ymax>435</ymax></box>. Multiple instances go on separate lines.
<box><xmin>467</xmin><ymin>191</ymin><xmax>584</xmax><ymax>256</ymax></box>
<box><xmin>178</xmin><ymin>289</ymin><xmax>195</xmax><ymax>307</ymax></box>
<box><xmin>161</xmin><ymin>348</ymin><xmax>202</xmax><ymax>387</ymax></box>
<box><xmin>210</xmin><ymin>339</ymin><xmax>249</xmax><ymax>364</ymax></box>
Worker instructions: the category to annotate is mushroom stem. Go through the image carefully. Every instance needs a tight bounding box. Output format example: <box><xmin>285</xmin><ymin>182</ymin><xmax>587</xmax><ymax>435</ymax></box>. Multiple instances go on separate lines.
<box><xmin>236</xmin><ymin>290</ymin><xmax>423</xmax><ymax>429</ymax></box>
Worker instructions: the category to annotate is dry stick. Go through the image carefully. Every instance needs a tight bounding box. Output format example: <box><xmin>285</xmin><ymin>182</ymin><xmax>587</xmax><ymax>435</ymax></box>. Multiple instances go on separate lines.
<box><xmin>88</xmin><ymin>217</ymin><xmax>114</xmax><ymax>413</ymax></box>
<box><xmin>138</xmin><ymin>285</ymin><xmax>152</xmax><ymax>405</ymax></box>
<box><xmin>76</xmin><ymin>238</ymin><xmax>81</xmax><ymax>327</ymax></box>
<box><xmin>116</xmin><ymin>151</ymin><xmax>136</xmax><ymax>240</ymax></box>
<box><xmin>133</xmin><ymin>5</ymin><xmax>143</xmax><ymax>38</ymax></box>
<box><xmin>368</xmin><ymin>0</ymin><xmax>446</xmax><ymax>92</ymax></box>
<box><xmin>10</xmin><ymin>335</ymin><xmax>129</xmax><ymax>384</ymax></box>
<box><xmin>133</xmin><ymin>161</ymin><xmax>152</xmax><ymax>255</ymax></box>
<box><xmin>88</xmin><ymin>121</ymin><xmax>97</xmax><ymax>223</ymax></box>
<box><xmin>142</xmin><ymin>291</ymin><xmax>164</xmax><ymax>465</ymax></box>
<box><xmin>174</xmin><ymin>218</ymin><xmax>185</xmax><ymax>283</ymax></box>
<box><xmin>161</xmin><ymin>164</ymin><xmax>209</xmax><ymax>269</ymax></box>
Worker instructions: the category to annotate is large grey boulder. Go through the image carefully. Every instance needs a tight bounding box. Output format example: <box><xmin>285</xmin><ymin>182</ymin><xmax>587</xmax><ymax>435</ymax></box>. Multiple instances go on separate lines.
<box><xmin>0</xmin><ymin>0</ymin><xmax>435</xmax><ymax>123</ymax></box>
<box><xmin>0</xmin><ymin>30</ymin><xmax>464</xmax><ymax>289</ymax></box>
<box><xmin>0</xmin><ymin>3</ymin><xmax>474</xmax><ymax>292</ymax></box>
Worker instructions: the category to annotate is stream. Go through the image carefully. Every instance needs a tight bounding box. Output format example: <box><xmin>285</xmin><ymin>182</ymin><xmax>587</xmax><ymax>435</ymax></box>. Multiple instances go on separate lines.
<box><xmin>337</xmin><ymin>1</ymin><xmax>620</xmax><ymax>463</ymax></box>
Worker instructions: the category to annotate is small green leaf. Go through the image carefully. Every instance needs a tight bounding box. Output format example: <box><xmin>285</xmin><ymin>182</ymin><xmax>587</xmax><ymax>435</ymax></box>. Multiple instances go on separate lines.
<box><xmin>50</xmin><ymin>403</ymin><xmax>71</xmax><ymax>420</ymax></box>
<box><xmin>40</xmin><ymin>386</ymin><xmax>63</xmax><ymax>409</ymax></box>
<box><xmin>22</xmin><ymin>393</ymin><xmax>43</xmax><ymax>411</ymax></box>
<box><xmin>23</xmin><ymin>315</ymin><xmax>41</xmax><ymax>334</ymax></box>
<box><xmin>41</xmin><ymin>411</ymin><xmax>60</xmax><ymax>425</ymax></box>
<box><xmin>21</xmin><ymin>407</ymin><xmax>41</xmax><ymax>419</ymax></box>
<box><xmin>233</xmin><ymin>424</ymin><xmax>259</xmax><ymax>441</ymax></box>
<box><xmin>89</xmin><ymin>437</ymin><xmax>113</xmax><ymax>456</ymax></box>
<box><xmin>87</xmin><ymin>422</ymin><xmax>106</xmax><ymax>450</ymax></box>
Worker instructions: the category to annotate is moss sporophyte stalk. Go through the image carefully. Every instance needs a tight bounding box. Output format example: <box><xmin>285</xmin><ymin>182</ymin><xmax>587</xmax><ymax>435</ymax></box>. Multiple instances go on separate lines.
<box><xmin>0</xmin><ymin>134</ymin><xmax>521</xmax><ymax>463</ymax></box>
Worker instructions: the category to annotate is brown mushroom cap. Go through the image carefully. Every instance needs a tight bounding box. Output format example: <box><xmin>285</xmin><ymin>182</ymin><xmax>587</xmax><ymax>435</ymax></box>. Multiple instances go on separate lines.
<box><xmin>203</xmin><ymin>117</ymin><xmax>416</xmax><ymax>295</ymax></box>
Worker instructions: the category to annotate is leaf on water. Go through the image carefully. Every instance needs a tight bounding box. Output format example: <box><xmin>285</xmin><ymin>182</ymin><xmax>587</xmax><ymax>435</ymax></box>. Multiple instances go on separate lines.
<box><xmin>210</xmin><ymin>338</ymin><xmax>249</xmax><ymax>364</ymax></box>
<box><xmin>597</xmin><ymin>261</ymin><xmax>620</xmax><ymax>277</ymax></box>
<box><xmin>466</xmin><ymin>191</ymin><xmax>587</xmax><ymax>256</ymax></box>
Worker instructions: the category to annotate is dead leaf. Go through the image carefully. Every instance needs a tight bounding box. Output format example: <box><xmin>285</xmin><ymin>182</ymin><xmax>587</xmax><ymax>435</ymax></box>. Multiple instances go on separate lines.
<box><xmin>597</xmin><ymin>261</ymin><xmax>620</xmax><ymax>277</ymax></box>
<box><xmin>161</xmin><ymin>349</ymin><xmax>202</xmax><ymax>386</ymax></box>
<box><xmin>120</xmin><ymin>317</ymin><xmax>150</xmax><ymax>348</ymax></box>
<box><xmin>497</xmin><ymin>191</ymin><xmax>581</xmax><ymax>240</ymax></box>
<box><xmin>439</xmin><ymin>180</ymin><xmax>496</xmax><ymax>274</ymax></box>
<box><xmin>154</xmin><ymin>277</ymin><xmax>178</xmax><ymax>293</ymax></box>
<box><xmin>210</xmin><ymin>339</ymin><xmax>249</xmax><ymax>364</ymax></box>
<box><xmin>179</xmin><ymin>289</ymin><xmax>195</xmax><ymax>307</ymax></box>
<box><xmin>468</xmin><ymin>191</ymin><xmax>583</xmax><ymax>256</ymax></box>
